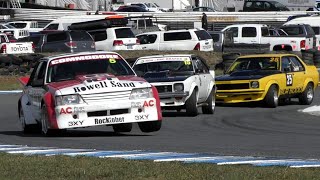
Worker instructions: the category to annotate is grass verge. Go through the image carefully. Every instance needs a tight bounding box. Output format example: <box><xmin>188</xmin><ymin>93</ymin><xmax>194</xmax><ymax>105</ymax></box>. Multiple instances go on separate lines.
<box><xmin>0</xmin><ymin>153</ymin><xmax>319</xmax><ymax>180</ymax></box>
<box><xmin>0</xmin><ymin>76</ymin><xmax>21</xmax><ymax>90</ymax></box>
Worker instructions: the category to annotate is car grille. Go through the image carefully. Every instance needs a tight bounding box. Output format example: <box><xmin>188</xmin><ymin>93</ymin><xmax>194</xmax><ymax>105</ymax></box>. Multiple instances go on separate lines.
<box><xmin>155</xmin><ymin>85</ymin><xmax>172</xmax><ymax>93</ymax></box>
<box><xmin>87</xmin><ymin>109</ymin><xmax>129</xmax><ymax>117</ymax></box>
<box><xmin>217</xmin><ymin>83</ymin><xmax>250</xmax><ymax>90</ymax></box>
<box><xmin>81</xmin><ymin>90</ymin><xmax>131</xmax><ymax>103</ymax></box>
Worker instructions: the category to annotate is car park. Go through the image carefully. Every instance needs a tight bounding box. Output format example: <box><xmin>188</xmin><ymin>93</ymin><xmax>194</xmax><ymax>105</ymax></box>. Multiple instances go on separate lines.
<box><xmin>215</xmin><ymin>54</ymin><xmax>319</xmax><ymax>107</ymax></box>
<box><xmin>132</xmin><ymin>54</ymin><xmax>216</xmax><ymax>116</ymax></box>
<box><xmin>18</xmin><ymin>51</ymin><xmax>162</xmax><ymax>136</ymax></box>
<box><xmin>136</xmin><ymin>28</ymin><xmax>213</xmax><ymax>51</ymax></box>
<box><xmin>17</xmin><ymin>30</ymin><xmax>95</xmax><ymax>53</ymax></box>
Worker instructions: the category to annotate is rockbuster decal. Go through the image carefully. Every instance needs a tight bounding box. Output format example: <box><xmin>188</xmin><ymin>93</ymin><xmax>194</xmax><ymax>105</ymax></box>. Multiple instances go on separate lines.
<box><xmin>50</xmin><ymin>54</ymin><xmax>120</xmax><ymax>65</ymax></box>
<box><xmin>68</xmin><ymin>120</ymin><xmax>84</xmax><ymax>127</ymax></box>
<box><xmin>73</xmin><ymin>81</ymin><xmax>136</xmax><ymax>93</ymax></box>
<box><xmin>95</xmin><ymin>117</ymin><xmax>125</xmax><ymax>124</ymax></box>
<box><xmin>59</xmin><ymin>107</ymin><xmax>85</xmax><ymax>114</ymax></box>
<box><xmin>135</xmin><ymin>114</ymin><xmax>149</xmax><ymax>120</ymax></box>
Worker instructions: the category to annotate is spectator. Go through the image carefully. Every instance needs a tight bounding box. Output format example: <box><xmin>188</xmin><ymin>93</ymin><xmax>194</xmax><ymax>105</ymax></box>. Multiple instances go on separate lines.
<box><xmin>201</xmin><ymin>13</ymin><xmax>208</xmax><ymax>30</ymax></box>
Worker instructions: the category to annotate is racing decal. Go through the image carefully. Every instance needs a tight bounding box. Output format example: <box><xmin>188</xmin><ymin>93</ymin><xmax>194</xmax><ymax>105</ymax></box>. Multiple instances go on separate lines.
<box><xmin>286</xmin><ymin>74</ymin><xmax>293</xmax><ymax>86</ymax></box>
<box><xmin>94</xmin><ymin>117</ymin><xmax>125</xmax><ymax>125</ymax></box>
<box><xmin>59</xmin><ymin>107</ymin><xmax>85</xmax><ymax>114</ymax></box>
<box><xmin>109</xmin><ymin>58</ymin><xmax>116</xmax><ymax>64</ymax></box>
<box><xmin>135</xmin><ymin>114</ymin><xmax>149</xmax><ymax>120</ymax></box>
<box><xmin>184</xmin><ymin>60</ymin><xmax>191</xmax><ymax>65</ymax></box>
<box><xmin>131</xmin><ymin>100</ymin><xmax>155</xmax><ymax>108</ymax></box>
<box><xmin>73</xmin><ymin>81</ymin><xmax>135</xmax><ymax>93</ymax></box>
<box><xmin>50</xmin><ymin>54</ymin><xmax>120</xmax><ymax>65</ymax></box>
<box><xmin>68</xmin><ymin>120</ymin><xmax>84</xmax><ymax>127</ymax></box>
<box><xmin>151</xmin><ymin>86</ymin><xmax>162</xmax><ymax>121</ymax></box>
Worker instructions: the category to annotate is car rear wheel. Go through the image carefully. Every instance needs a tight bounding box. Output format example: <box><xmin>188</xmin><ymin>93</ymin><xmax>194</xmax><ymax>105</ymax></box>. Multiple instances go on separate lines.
<box><xmin>112</xmin><ymin>123</ymin><xmax>132</xmax><ymax>133</ymax></box>
<box><xmin>186</xmin><ymin>89</ymin><xmax>198</xmax><ymax>116</ymax></box>
<box><xmin>299</xmin><ymin>83</ymin><xmax>314</xmax><ymax>105</ymax></box>
<box><xmin>138</xmin><ymin>121</ymin><xmax>161</xmax><ymax>133</ymax></box>
<box><xmin>202</xmin><ymin>87</ymin><xmax>215</xmax><ymax>114</ymax></box>
<box><xmin>19</xmin><ymin>106</ymin><xmax>38</xmax><ymax>133</ymax></box>
<box><xmin>264</xmin><ymin>85</ymin><xmax>278</xmax><ymax>108</ymax></box>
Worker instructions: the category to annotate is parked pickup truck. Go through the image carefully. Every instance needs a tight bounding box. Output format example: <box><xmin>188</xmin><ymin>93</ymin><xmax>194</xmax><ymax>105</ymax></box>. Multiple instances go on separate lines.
<box><xmin>5</xmin><ymin>21</ymin><xmax>43</xmax><ymax>34</ymax></box>
<box><xmin>0</xmin><ymin>33</ymin><xmax>33</xmax><ymax>54</ymax></box>
<box><xmin>221</xmin><ymin>24</ymin><xmax>316</xmax><ymax>52</ymax></box>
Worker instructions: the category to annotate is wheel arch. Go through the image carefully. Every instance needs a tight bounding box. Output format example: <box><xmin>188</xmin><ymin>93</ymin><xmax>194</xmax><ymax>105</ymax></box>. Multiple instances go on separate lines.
<box><xmin>265</xmin><ymin>80</ymin><xmax>280</xmax><ymax>97</ymax></box>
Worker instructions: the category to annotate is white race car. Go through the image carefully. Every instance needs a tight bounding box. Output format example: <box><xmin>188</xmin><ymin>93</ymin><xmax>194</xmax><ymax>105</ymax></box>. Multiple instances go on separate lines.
<box><xmin>132</xmin><ymin>54</ymin><xmax>216</xmax><ymax>116</ymax></box>
<box><xmin>18</xmin><ymin>51</ymin><xmax>162</xmax><ymax>136</ymax></box>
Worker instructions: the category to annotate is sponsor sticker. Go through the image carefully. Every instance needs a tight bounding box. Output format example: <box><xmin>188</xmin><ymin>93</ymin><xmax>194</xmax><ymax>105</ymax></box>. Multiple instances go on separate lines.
<box><xmin>136</xmin><ymin>57</ymin><xmax>191</xmax><ymax>64</ymax></box>
<box><xmin>73</xmin><ymin>81</ymin><xmax>135</xmax><ymax>93</ymax></box>
<box><xmin>94</xmin><ymin>117</ymin><xmax>125</xmax><ymax>125</ymax></box>
<box><xmin>68</xmin><ymin>120</ymin><xmax>84</xmax><ymax>127</ymax></box>
<box><xmin>50</xmin><ymin>54</ymin><xmax>120</xmax><ymax>65</ymax></box>
<box><xmin>135</xmin><ymin>114</ymin><xmax>149</xmax><ymax>120</ymax></box>
<box><xmin>60</xmin><ymin>107</ymin><xmax>85</xmax><ymax>114</ymax></box>
<box><xmin>131</xmin><ymin>100</ymin><xmax>155</xmax><ymax>108</ymax></box>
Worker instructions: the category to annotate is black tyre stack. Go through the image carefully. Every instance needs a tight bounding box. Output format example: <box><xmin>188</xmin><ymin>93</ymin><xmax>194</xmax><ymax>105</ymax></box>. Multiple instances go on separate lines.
<box><xmin>222</xmin><ymin>53</ymin><xmax>240</xmax><ymax>72</ymax></box>
<box><xmin>313</xmin><ymin>50</ymin><xmax>320</xmax><ymax>67</ymax></box>
<box><xmin>301</xmin><ymin>50</ymin><xmax>314</xmax><ymax>65</ymax></box>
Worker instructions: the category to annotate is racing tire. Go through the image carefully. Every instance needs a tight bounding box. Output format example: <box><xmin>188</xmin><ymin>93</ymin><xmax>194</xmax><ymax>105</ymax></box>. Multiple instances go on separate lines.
<box><xmin>138</xmin><ymin>121</ymin><xmax>161</xmax><ymax>133</ymax></box>
<box><xmin>19</xmin><ymin>106</ymin><xmax>38</xmax><ymax>134</ymax></box>
<box><xmin>41</xmin><ymin>105</ymin><xmax>63</xmax><ymax>136</ymax></box>
<box><xmin>202</xmin><ymin>87</ymin><xmax>215</xmax><ymax>114</ymax></box>
<box><xmin>112</xmin><ymin>123</ymin><xmax>132</xmax><ymax>133</ymax></box>
<box><xmin>264</xmin><ymin>85</ymin><xmax>279</xmax><ymax>108</ymax></box>
<box><xmin>185</xmin><ymin>90</ymin><xmax>198</xmax><ymax>116</ymax></box>
<box><xmin>299</xmin><ymin>83</ymin><xmax>314</xmax><ymax>105</ymax></box>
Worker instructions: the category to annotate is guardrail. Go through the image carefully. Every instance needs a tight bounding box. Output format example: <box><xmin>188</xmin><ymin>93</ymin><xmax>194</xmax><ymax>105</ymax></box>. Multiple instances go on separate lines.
<box><xmin>12</xmin><ymin>8</ymin><xmax>315</xmax><ymax>22</ymax></box>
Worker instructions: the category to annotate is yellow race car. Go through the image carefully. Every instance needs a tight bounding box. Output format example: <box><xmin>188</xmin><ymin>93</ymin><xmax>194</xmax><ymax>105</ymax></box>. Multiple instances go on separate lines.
<box><xmin>215</xmin><ymin>54</ymin><xmax>319</xmax><ymax>107</ymax></box>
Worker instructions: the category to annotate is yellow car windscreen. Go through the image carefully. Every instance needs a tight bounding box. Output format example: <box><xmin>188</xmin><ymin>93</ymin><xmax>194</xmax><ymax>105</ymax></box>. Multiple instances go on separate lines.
<box><xmin>227</xmin><ymin>57</ymin><xmax>280</xmax><ymax>74</ymax></box>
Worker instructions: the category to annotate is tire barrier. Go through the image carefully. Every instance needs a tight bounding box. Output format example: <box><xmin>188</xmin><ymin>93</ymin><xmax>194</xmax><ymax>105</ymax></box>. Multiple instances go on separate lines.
<box><xmin>222</xmin><ymin>52</ymin><xmax>241</xmax><ymax>72</ymax></box>
<box><xmin>301</xmin><ymin>50</ymin><xmax>314</xmax><ymax>65</ymax></box>
<box><xmin>223</xmin><ymin>43</ymin><xmax>270</xmax><ymax>55</ymax></box>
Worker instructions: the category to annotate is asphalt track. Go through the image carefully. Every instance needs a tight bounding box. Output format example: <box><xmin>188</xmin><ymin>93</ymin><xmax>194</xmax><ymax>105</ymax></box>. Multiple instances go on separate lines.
<box><xmin>1</xmin><ymin>90</ymin><xmax>320</xmax><ymax>159</ymax></box>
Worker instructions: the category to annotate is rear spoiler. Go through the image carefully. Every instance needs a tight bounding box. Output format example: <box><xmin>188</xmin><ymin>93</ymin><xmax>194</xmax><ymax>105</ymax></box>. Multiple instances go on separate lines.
<box><xmin>19</xmin><ymin>76</ymin><xmax>29</xmax><ymax>86</ymax></box>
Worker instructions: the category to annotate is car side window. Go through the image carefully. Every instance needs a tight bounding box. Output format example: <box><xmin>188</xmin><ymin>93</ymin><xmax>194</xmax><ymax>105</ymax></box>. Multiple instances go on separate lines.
<box><xmin>47</xmin><ymin>32</ymin><xmax>68</xmax><ymax>42</ymax></box>
<box><xmin>288</xmin><ymin>56</ymin><xmax>305</xmax><ymax>71</ymax></box>
<box><xmin>226</xmin><ymin>27</ymin><xmax>238</xmax><ymax>38</ymax></box>
<box><xmin>29</xmin><ymin>61</ymin><xmax>47</xmax><ymax>86</ymax></box>
<box><xmin>264</xmin><ymin>2</ymin><xmax>271</xmax><ymax>9</ymax></box>
<box><xmin>44</xmin><ymin>24</ymin><xmax>59</xmax><ymax>30</ymax></box>
<box><xmin>242</xmin><ymin>27</ymin><xmax>257</xmax><ymax>37</ymax></box>
<box><xmin>281</xmin><ymin>57</ymin><xmax>292</xmax><ymax>72</ymax></box>
<box><xmin>192</xmin><ymin>57</ymin><xmax>208</xmax><ymax>74</ymax></box>
<box><xmin>163</xmin><ymin>32</ymin><xmax>191</xmax><ymax>41</ymax></box>
<box><xmin>138</xmin><ymin>34</ymin><xmax>157</xmax><ymax>44</ymax></box>
<box><xmin>89</xmin><ymin>30</ymin><xmax>107</xmax><ymax>41</ymax></box>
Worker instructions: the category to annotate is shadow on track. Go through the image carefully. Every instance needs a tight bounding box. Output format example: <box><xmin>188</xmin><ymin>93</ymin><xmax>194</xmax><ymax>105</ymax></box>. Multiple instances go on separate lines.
<box><xmin>0</xmin><ymin>130</ymin><xmax>151</xmax><ymax>138</ymax></box>
<box><xmin>216</xmin><ymin>98</ymin><xmax>300</xmax><ymax>108</ymax></box>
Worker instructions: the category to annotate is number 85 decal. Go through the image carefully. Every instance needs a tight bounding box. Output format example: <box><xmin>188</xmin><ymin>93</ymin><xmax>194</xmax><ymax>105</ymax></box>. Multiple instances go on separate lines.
<box><xmin>286</xmin><ymin>74</ymin><xmax>293</xmax><ymax>86</ymax></box>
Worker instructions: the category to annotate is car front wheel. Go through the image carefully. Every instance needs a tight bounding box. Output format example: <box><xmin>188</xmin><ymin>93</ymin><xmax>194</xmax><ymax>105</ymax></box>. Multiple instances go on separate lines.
<box><xmin>202</xmin><ymin>87</ymin><xmax>215</xmax><ymax>114</ymax></box>
<box><xmin>112</xmin><ymin>123</ymin><xmax>132</xmax><ymax>133</ymax></box>
<box><xmin>185</xmin><ymin>89</ymin><xmax>198</xmax><ymax>116</ymax></box>
<box><xmin>299</xmin><ymin>83</ymin><xmax>314</xmax><ymax>105</ymax></box>
<box><xmin>264</xmin><ymin>85</ymin><xmax>278</xmax><ymax>108</ymax></box>
<box><xmin>138</xmin><ymin>121</ymin><xmax>161</xmax><ymax>133</ymax></box>
<box><xmin>19</xmin><ymin>106</ymin><xmax>38</xmax><ymax>133</ymax></box>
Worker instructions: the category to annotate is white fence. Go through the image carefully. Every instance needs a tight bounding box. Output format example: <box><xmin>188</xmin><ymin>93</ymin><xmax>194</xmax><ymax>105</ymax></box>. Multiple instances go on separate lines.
<box><xmin>12</xmin><ymin>8</ymin><xmax>316</xmax><ymax>23</ymax></box>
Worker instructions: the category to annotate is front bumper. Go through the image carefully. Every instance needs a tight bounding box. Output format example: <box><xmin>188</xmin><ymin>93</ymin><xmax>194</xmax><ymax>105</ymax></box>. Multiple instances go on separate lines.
<box><xmin>216</xmin><ymin>90</ymin><xmax>266</xmax><ymax>103</ymax></box>
<box><xmin>158</xmin><ymin>91</ymin><xmax>189</xmax><ymax>107</ymax></box>
<box><xmin>54</xmin><ymin>98</ymin><xmax>160</xmax><ymax>129</ymax></box>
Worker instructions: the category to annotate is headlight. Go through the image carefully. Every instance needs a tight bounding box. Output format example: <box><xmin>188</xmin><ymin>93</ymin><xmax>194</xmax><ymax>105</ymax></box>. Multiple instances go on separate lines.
<box><xmin>174</xmin><ymin>83</ymin><xmax>184</xmax><ymax>92</ymax></box>
<box><xmin>250</xmin><ymin>81</ymin><xmax>259</xmax><ymax>88</ymax></box>
<box><xmin>130</xmin><ymin>88</ymin><xmax>153</xmax><ymax>100</ymax></box>
<box><xmin>56</xmin><ymin>94</ymin><xmax>83</xmax><ymax>106</ymax></box>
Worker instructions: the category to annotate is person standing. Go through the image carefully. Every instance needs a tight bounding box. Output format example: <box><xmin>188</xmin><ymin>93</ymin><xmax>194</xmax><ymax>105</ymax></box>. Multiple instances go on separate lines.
<box><xmin>201</xmin><ymin>13</ymin><xmax>208</xmax><ymax>30</ymax></box>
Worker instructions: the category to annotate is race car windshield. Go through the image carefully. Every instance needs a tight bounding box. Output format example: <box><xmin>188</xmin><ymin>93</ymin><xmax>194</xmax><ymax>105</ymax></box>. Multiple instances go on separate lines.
<box><xmin>47</xmin><ymin>59</ymin><xmax>135</xmax><ymax>83</ymax></box>
<box><xmin>228</xmin><ymin>57</ymin><xmax>279</xmax><ymax>74</ymax></box>
<box><xmin>133</xmin><ymin>61</ymin><xmax>194</xmax><ymax>77</ymax></box>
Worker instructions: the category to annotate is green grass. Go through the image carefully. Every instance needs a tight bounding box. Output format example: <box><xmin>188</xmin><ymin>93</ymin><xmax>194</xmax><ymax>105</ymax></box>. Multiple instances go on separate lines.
<box><xmin>0</xmin><ymin>76</ymin><xmax>21</xmax><ymax>90</ymax></box>
<box><xmin>0</xmin><ymin>153</ymin><xmax>319</xmax><ymax>180</ymax></box>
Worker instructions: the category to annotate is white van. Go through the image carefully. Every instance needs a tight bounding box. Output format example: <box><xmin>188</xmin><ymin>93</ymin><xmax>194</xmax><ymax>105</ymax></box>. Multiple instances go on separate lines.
<box><xmin>136</xmin><ymin>29</ymin><xmax>213</xmax><ymax>51</ymax></box>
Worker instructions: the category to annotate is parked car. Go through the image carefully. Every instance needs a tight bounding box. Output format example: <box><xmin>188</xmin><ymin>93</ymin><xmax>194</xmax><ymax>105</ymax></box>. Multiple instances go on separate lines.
<box><xmin>136</xmin><ymin>28</ymin><xmax>213</xmax><ymax>51</ymax></box>
<box><xmin>88</xmin><ymin>27</ymin><xmax>139</xmax><ymax>51</ymax></box>
<box><xmin>5</xmin><ymin>21</ymin><xmax>43</xmax><ymax>34</ymax></box>
<box><xmin>243</xmin><ymin>0</ymin><xmax>290</xmax><ymax>11</ymax></box>
<box><xmin>116</xmin><ymin>5</ymin><xmax>148</xmax><ymax>12</ymax></box>
<box><xmin>0</xmin><ymin>23</ymin><xmax>29</xmax><ymax>40</ymax></box>
<box><xmin>215</xmin><ymin>54</ymin><xmax>319</xmax><ymax>107</ymax></box>
<box><xmin>17</xmin><ymin>30</ymin><xmax>95</xmax><ymax>53</ymax></box>
<box><xmin>132</xmin><ymin>54</ymin><xmax>216</xmax><ymax>116</ymax></box>
<box><xmin>128</xmin><ymin>2</ymin><xmax>162</xmax><ymax>12</ymax></box>
<box><xmin>187</xmin><ymin>6</ymin><xmax>216</xmax><ymax>12</ymax></box>
<box><xmin>18</xmin><ymin>51</ymin><xmax>162</xmax><ymax>136</ymax></box>
<box><xmin>0</xmin><ymin>33</ymin><xmax>33</xmax><ymax>54</ymax></box>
